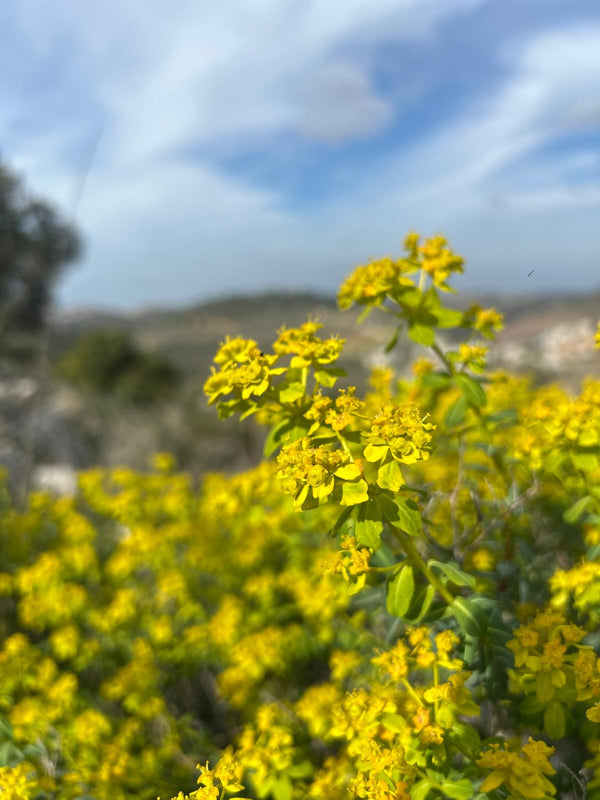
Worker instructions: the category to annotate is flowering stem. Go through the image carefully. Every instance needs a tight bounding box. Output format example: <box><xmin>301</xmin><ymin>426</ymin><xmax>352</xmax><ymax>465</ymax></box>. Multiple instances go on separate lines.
<box><xmin>336</xmin><ymin>432</ymin><xmax>351</xmax><ymax>455</ymax></box>
<box><xmin>402</xmin><ymin>677</ymin><xmax>425</xmax><ymax>707</ymax></box>
<box><xmin>430</xmin><ymin>342</ymin><xmax>454</xmax><ymax>375</ymax></box>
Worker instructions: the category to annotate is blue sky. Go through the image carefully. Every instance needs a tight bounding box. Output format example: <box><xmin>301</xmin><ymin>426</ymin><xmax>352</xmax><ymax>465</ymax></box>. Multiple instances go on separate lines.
<box><xmin>1</xmin><ymin>0</ymin><xmax>599</xmax><ymax>309</ymax></box>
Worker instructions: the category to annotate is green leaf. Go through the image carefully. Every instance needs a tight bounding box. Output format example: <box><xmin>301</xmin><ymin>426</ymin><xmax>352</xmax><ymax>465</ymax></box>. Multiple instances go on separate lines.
<box><xmin>421</xmin><ymin>372</ymin><xmax>451</xmax><ymax>390</ymax></box>
<box><xmin>271</xmin><ymin>774</ymin><xmax>293</xmax><ymax>800</ymax></box>
<box><xmin>355</xmin><ymin>500</ymin><xmax>384</xmax><ymax>548</ymax></box>
<box><xmin>387</xmin><ymin>564</ymin><xmax>415</xmax><ymax>617</ymax></box>
<box><xmin>357</xmin><ymin>304</ymin><xmax>374</xmax><ymax>322</ymax></box>
<box><xmin>440</xmin><ymin>779</ymin><xmax>474</xmax><ymax>800</ymax></box>
<box><xmin>450</xmin><ymin>597</ymin><xmax>487</xmax><ymax>636</ymax></box>
<box><xmin>314</xmin><ymin>367</ymin><xmax>346</xmax><ymax>388</ymax></box>
<box><xmin>445</xmin><ymin>396</ymin><xmax>467</xmax><ymax>427</ymax></box>
<box><xmin>486</xmin><ymin>409</ymin><xmax>518</xmax><ymax>425</ymax></box>
<box><xmin>340</xmin><ymin>479</ymin><xmax>369</xmax><ymax>507</ymax></box>
<box><xmin>563</xmin><ymin>495</ymin><xmax>591</xmax><ymax>524</ymax></box>
<box><xmin>377</xmin><ymin>459</ymin><xmax>404</xmax><ymax>491</ymax></box>
<box><xmin>410</xmin><ymin>778</ymin><xmax>431</xmax><ymax>800</ymax></box>
<box><xmin>519</xmin><ymin>695</ymin><xmax>545</xmax><ymax>717</ymax></box>
<box><xmin>429</xmin><ymin>560</ymin><xmax>476</xmax><ymax>588</ymax></box>
<box><xmin>448</xmin><ymin>721</ymin><xmax>481</xmax><ymax>755</ymax></box>
<box><xmin>382</xmin><ymin>713</ymin><xmax>408</xmax><ymax>733</ymax></box>
<box><xmin>408</xmin><ymin>323</ymin><xmax>435</xmax><ymax>346</ymax></box>
<box><xmin>0</xmin><ymin>741</ymin><xmax>22</xmax><ymax>767</ymax></box>
<box><xmin>434</xmin><ymin>307</ymin><xmax>464</xmax><ymax>329</ymax></box>
<box><xmin>571</xmin><ymin>450</ymin><xmax>600</xmax><ymax>472</ymax></box>
<box><xmin>544</xmin><ymin>450</ymin><xmax>566</xmax><ymax>473</ymax></box>
<box><xmin>286</xmin><ymin>761</ymin><xmax>313</xmax><ymax>778</ymax></box>
<box><xmin>330</xmin><ymin>506</ymin><xmax>353</xmax><ymax>536</ymax></box>
<box><xmin>278</xmin><ymin>382</ymin><xmax>305</xmax><ymax>403</ymax></box>
<box><xmin>544</xmin><ymin>701</ymin><xmax>565</xmax><ymax>739</ymax></box>
<box><xmin>406</xmin><ymin>584</ymin><xmax>436</xmax><ymax>622</ymax></box>
<box><xmin>378</xmin><ymin>495</ymin><xmax>422</xmax><ymax>536</ymax></box>
<box><xmin>385</xmin><ymin>325</ymin><xmax>402</xmax><ymax>353</ymax></box>
<box><xmin>263</xmin><ymin>419</ymin><xmax>292</xmax><ymax>457</ymax></box>
<box><xmin>455</xmin><ymin>373</ymin><xmax>486</xmax><ymax>407</ymax></box>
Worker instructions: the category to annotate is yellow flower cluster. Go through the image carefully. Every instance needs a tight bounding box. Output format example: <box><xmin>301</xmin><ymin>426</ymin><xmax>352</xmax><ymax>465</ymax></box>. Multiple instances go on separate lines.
<box><xmin>338</xmin><ymin>255</ymin><xmax>416</xmax><ymax>310</ymax></box>
<box><xmin>507</xmin><ymin>609</ymin><xmax>598</xmax><ymax>737</ymax></box>
<box><xmin>550</xmin><ymin>559</ymin><xmax>600</xmax><ymax>619</ymax></box>
<box><xmin>463</xmin><ymin>304</ymin><xmax>504</xmax><ymax>338</ymax></box>
<box><xmin>338</xmin><ymin>232</ymin><xmax>464</xmax><ymax>309</ymax></box>
<box><xmin>477</xmin><ymin>738</ymin><xmax>556</xmax><ymax>799</ymax></box>
<box><xmin>277</xmin><ymin>437</ymin><xmax>368</xmax><ymax>508</ymax></box>
<box><xmin>4</xmin><ymin>231</ymin><xmax>600</xmax><ymax>800</ymax></box>
<box><xmin>204</xmin><ymin>336</ymin><xmax>283</xmax><ymax>405</ymax></box>
<box><xmin>416</xmin><ymin>233</ymin><xmax>464</xmax><ymax>290</ymax></box>
<box><xmin>273</xmin><ymin>319</ymin><xmax>345</xmax><ymax>367</ymax></box>
<box><xmin>0</xmin><ymin>764</ymin><xmax>38</xmax><ymax>800</ymax></box>
<box><xmin>322</xmin><ymin>535</ymin><xmax>372</xmax><ymax>593</ymax></box>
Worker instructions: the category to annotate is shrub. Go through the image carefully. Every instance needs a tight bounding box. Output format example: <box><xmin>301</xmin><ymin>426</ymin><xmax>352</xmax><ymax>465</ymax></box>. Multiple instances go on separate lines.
<box><xmin>57</xmin><ymin>330</ymin><xmax>178</xmax><ymax>404</ymax></box>
<box><xmin>1</xmin><ymin>232</ymin><xmax>600</xmax><ymax>800</ymax></box>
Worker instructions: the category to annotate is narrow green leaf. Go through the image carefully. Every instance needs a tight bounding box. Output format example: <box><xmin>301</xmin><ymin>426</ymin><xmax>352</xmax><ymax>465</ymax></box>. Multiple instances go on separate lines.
<box><xmin>410</xmin><ymin>778</ymin><xmax>431</xmax><ymax>800</ymax></box>
<box><xmin>445</xmin><ymin>396</ymin><xmax>467</xmax><ymax>427</ymax></box>
<box><xmin>440</xmin><ymin>780</ymin><xmax>474</xmax><ymax>800</ymax></box>
<box><xmin>544</xmin><ymin>701</ymin><xmax>566</xmax><ymax>739</ymax></box>
<box><xmin>455</xmin><ymin>373</ymin><xmax>486</xmax><ymax>407</ymax></box>
<box><xmin>263</xmin><ymin>419</ymin><xmax>291</xmax><ymax>457</ymax></box>
<box><xmin>357</xmin><ymin>304</ymin><xmax>374</xmax><ymax>323</ymax></box>
<box><xmin>385</xmin><ymin>325</ymin><xmax>402</xmax><ymax>353</ymax></box>
<box><xmin>406</xmin><ymin>584</ymin><xmax>436</xmax><ymax>622</ymax></box>
<box><xmin>450</xmin><ymin>597</ymin><xmax>487</xmax><ymax>636</ymax></box>
<box><xmin>429</xmin><ymin>560</ymin><xmax>476</xmax><ymax>588</ymax></box>
<box><xmin>386</xmin><ymin>564</ymin><xmax>415</xmax><ymax>618</ymax></box>
<box><xmin>571</xmin><ymin>451</ymin><xmax>600</xmax><ymax>473</ymax></box>
<box><xmin>563</xmin><ymin>495</ymin><xmax>591</xmax><ymax>524</ymax></box>
<box><xmin>330</xmin><ymin>506</ymin><xmax>353</xmax><ymax>536</ymax></box>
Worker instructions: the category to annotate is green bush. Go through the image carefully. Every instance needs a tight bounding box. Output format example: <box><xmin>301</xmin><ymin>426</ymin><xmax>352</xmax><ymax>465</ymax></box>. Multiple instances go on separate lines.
<box><xmin>57</xmin><ymin>330</ymin><xmax>178</xmax><ymax>404</ymax></box>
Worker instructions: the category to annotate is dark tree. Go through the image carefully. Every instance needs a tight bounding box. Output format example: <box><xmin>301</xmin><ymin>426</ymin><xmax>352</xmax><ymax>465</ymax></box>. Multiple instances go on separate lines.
<box><xmin>0</xmin><ymin>163</ymin><xmax>81</xmax><ymax>335</ymax></box>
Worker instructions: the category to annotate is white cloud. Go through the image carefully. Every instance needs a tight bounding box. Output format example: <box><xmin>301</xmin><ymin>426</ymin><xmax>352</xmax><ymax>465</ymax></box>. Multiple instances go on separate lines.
<box><xmin>393</xmin><ymin>24</ymin><xmax>600</xmax><ymax>205</ymax></box>
<box><xmin>0</xmin><ymin>0</ymin><xmax>489</xmax><ymax>305</ymax></box>
<box><xmin>1</xmin><ymin>3</ymin><xmax>599</xmax><ymax>305</ymax></box>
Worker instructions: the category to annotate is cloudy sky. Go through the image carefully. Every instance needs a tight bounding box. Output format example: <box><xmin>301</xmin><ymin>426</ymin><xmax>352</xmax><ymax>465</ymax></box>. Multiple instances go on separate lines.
<box><xmin>1</xmin><ymin>0</ymin><xmax>599</xmax><ymax>309</ymax></box>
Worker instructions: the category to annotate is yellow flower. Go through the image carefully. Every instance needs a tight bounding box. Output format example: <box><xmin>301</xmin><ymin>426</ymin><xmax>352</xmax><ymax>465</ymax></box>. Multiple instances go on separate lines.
<box><xmin>0</xmin><ymin>764</ymin><xmax>37</xmax><ymax>800</ymax></box>
<box><xmin>277</xmin><ymin>438</ymin><xmax>368</xmax><ymax>509</ymax></box>
<box><xmin>477</xmin><ymin>738</ymin><xmax>556</xmax><ymax>799</ymax></box>
<box><xmin>273</xmin><ymin>319</ymin><xmax>345</xmax><ymax>368</ymax></box>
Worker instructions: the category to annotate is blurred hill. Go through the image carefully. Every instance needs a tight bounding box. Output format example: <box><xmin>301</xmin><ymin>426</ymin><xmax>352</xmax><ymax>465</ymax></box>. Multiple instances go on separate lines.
<box><xmin>1</xmin><ymin>289</ymin><xmax>598</xmax><ymax>495</ymax></box>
